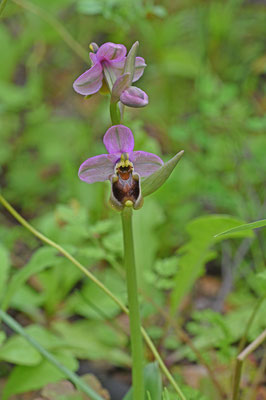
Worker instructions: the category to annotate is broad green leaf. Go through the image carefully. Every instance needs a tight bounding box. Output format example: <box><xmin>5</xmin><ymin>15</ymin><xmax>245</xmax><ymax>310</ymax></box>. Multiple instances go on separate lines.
<box><xmin>66</xmin><ymin>269</ymin><xmax>126</xmax><ymax>321</ymax></box>
<box><xmin>38</xmin><ymin>259</ymin><xmax>83</xmax><ymax>316</ymax></box>
<box><xmin>2</xmin><ymin>352</ymin><xmax>78</xmax><ymax>400</ymax></box>
<box><xmin>215</xmin><ymin>218</ymin><xmax>266</xmax><ymax>237</ymax></box>
<box><xmin>1</xmin><ymin>247</ymin><xmax>60</xmax><ymax>310</ymax></box>
<box><xmin>0</xmin><ymin>325</ymin><xmax>63</xmax><ymax>366</ymax></box>
<box><xmin>52</xmin><ymin>320</ymin><xmax>130</xmax><ymax>367</ymax></box>
<box><xmin>0</xmin><ymin>334</ymin><xmax>42</xmax><ymax>366</ymax></box>
<box><xmin>10</xmin><ymin>285</ymin><xmax>45</xmax><ymax>318</ymax></box>
<box><xmin>0</xmin><ymin>244</ymin><xmax>10</xmax><ymax>303</ymax></box>
<box><xmin>143</xmin><ymin>362</ymin><xmax>162</xmax><ymax>400</ymax></box>
<box><xmin>182</xmin><ymin>301</ymin><xmax>266</xmax><ymax>362</ymax></box>
<box><xmin>133</xmin><ymin>200</ymin><xmax>165</xmax><ymax>290</ymax></box>
<box><xmin>26</xmin><ymin>325</ymin><xmax>64</xmax><ymax>350</ymax></box>
<box><xmin>141</xmin><ymin>151</ymin><xmax>184</xmax><ymax>197</ymax></box>
<box><xmin>155</xmin><ymin>257</ymin><xmax>178</xmax><ymax>277</ymax></box>
<box><xmin>123</xmin><ymin>362</ymin><xmax>162</xmax><ymax>400</ymax></box>
<box><xmin>170</xmin><ymin>215</ymin><xmax>254</xmax><ymax>312</ymax></box>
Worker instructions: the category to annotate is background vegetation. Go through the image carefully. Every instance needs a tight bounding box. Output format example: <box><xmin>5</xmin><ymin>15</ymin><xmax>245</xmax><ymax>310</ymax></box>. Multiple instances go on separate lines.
<box><xmin>0</xmin><ymin>0</ymin><xmax>265</xmax><ymax>399</ymax></box>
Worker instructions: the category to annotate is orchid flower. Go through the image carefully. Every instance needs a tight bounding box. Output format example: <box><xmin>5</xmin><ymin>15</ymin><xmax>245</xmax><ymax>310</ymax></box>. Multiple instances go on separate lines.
<box><xmin>78</xmin><ymin>125</ymin><xmax>163</xmax><ymax>210</ymax></box>
<box><xmin>73</xmin><ymin>42</ymin><xmax>146</xmax><ymax>100</ymax></box>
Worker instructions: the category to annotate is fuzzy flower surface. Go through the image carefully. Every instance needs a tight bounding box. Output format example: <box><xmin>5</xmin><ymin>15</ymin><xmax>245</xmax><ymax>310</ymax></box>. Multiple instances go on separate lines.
<box><xmin>78</xmin><ymin>125</ymin><xmax>163</xmax><ymax>209</ymax></box>
<box><xmin>73</xmin><ymin>42</ymin><xmax>146</xmax><ymax>96</ymax></box>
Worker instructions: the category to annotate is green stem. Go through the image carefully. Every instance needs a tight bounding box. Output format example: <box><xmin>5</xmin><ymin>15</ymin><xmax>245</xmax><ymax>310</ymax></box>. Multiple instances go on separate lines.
<box><xmin>0</xmin><ymin>310</ymin><xmax>104</xmax><ymax>400</ymax></box>
<box><xmin>121</xmin><ymin>206</ymin><xmax>145</xmax><ymax>400</ymax></box>
<box><xmin>231</xmin><ymin>297</ymin><xmax>265</xmax><ymax>400</ymax></box>
<box><xmin>110</xmin><ymin>102</ymin><xmax>121</xmax><ymax>125</ymax></box>
<box><xmin>238</xmin><ymin>297</ymin><xmax>265</xmax><ymax>353</ymax></box>
<box><xmin>232</xmin><ymin>329</ymin><xmax>266</xmax><ymax>400</ymax></box>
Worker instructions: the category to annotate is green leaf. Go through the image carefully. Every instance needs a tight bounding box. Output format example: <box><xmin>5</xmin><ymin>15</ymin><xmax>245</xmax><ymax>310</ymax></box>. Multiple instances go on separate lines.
<box><xmin>1</xmin><ymin>247</ymin><xmax>60</xmax><ymax>310</ymax></box>
<box><xmin>0</xmin><ymin>244</ymin><xmax>10</xmax><ymax>303</ymax></box>
<box><xmin>123</xmin><ymin>362</ymin><xmax>162</xmax><ymax>400</ymax></box>
<box><xmin>2</xmin><ymin>352</ymin><xmax>78</xmax><ymax>400</ymax></box>
<box><xmin>170</xmin><ymin>215</ymin><xmax>254</xmax><ymax>312</ymax></box>
<box><xmin>0</xmin><ymin>325</ymin><xmax>63</xmax><ymax>366</ymax></box>
<box><xmin>214</xmin><ymin>218</ymin><xmax>266</xmax><ymax>237</ymax></box>
<box><xmin>257</xmin><ymin>271</ymin><xmax>266</xmax><ymax>281</ymax></box>
<box><xmin>77</xmin><ymin>0</ymin><xmax>103</xmax><ymax>15</ymax></box>
<box><xmin>133</xmin><ymin>200</ymin><xmax>165</xmax><ymax>290</ymax></box>
<box><xmin>141</xmin><ymin>151</ymin><xmax>184</xmax><ymax>197</ymax></box>
<box><xmin>162</xmin><ymin>387</ymin><xmax>170</xmax><ymax>400</ymax></box>
<box><xmin>52</xmin><ymin>319</ymin><xmax>130</xmax><ymax>367</ymax></box>
<box><xmin>0</xmin><ymin>334</ymin><xmax>42</xmax><ymax>366</ymax></box>
<box><xmin>0</xmin><ymin>331</ymin><xmax>6</xmax><ymax>346</ymax></box>
<box><xmin>111</xmin><ymin>73</ymin><xmax>130</xmax><ymax>103</ymax></box>
<box><xmin>155</xmin><ymin>257</ymin><xmax>178</xmax><ymax>277</ymax></box>
<box><xmin>66</xmin><ymin>269</ymin><xmax>126</xmax><ymax>321</ymax></box>
<box><xmin>123</xmin><ymin>41</ymin><xmax>139</xmax><ymax>84</ymax></box>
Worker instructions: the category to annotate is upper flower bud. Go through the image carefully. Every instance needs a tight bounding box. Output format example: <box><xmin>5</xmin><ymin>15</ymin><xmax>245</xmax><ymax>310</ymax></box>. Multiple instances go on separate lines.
<box><xmin>89</xmin><ymin>42</ymin><xmax>99</xmax><ymax>53</ymax></box>
<box><xmin>120</xmin><ymin>87</ymin><xmax>149</xmax><ymax>108</ymax></box>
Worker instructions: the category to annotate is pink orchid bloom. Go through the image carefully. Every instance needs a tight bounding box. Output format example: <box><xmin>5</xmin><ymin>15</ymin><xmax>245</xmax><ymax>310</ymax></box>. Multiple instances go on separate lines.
<box><xmin>73</xmin><ymin>42</ymin><xmax>146</xmax><ymax>97</ymax></box>
<box><xmin>78</xmin><ymin>125</ymin><xmax>163</xmax><ymax>209</ymax></box>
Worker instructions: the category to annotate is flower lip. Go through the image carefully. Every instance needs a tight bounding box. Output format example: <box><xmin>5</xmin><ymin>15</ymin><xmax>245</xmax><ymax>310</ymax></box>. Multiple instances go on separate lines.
<box><xmin>111</xmin><ymin>169</ymin><xmax>142</xmax><ymax>210</ymax></box>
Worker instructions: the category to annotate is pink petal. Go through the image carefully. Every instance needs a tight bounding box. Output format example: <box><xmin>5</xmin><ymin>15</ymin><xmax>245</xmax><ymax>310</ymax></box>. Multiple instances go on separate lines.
<box><xmin>130</xmin><ymin>151</ymin><xmax>163</xmax><ymax>177</ymax></box>
<box><xmin>78</xmin><ymin>154</ymin><xmax>117</xmax><ymax>183</ymax></box>
<box><xmin>109</xmin><ymin>59</ymin><xmax>125</xmax><ymax>78</ymax></box>
<box><xmin>73</xmin><ymin>63</ymin><xmax>103</xmax><ymax>96</ymax></box>
<box><xmin>97</xmin><ymin>42</ymin><xmax>127</xmax><ymax>62</ymax></box>
<box><xmin>132</xmin><ymin>57</ymin><xmax>147</xmax><ymax>82</ymax></box>
<box><xmin>89</xmin><ymin>52</ymin><xmax>98</xmax><ymax>65</ymax></box>
<box><xmin>120</xmin><ymin>86</ymin><xmax>149</xmax><ymax>108</ymax></box>
<box><xmin>103</xmin><ymin>125</ymin><xmax>134</xmax><ymax>154</ymax></box>
<box><xmin>110</xmin><ymin>57</ymin><xmax>146</xmax><ymax>82</ymax></box>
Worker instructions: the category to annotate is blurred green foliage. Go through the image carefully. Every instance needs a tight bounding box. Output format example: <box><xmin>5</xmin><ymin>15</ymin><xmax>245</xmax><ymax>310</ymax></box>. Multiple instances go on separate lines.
<box><xmin>0</xmin><ymin>0</ymin><xmax>265</xmax><ymax>398</ymax></box>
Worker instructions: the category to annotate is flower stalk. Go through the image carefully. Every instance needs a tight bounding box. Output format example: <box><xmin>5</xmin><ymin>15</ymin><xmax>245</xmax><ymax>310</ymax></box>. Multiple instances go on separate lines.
<box><xmin>72</xmin><ymin>40</ymin><xmax>185</xmax><ymax>399</ymax></box>
<box><xmin>121</xmin><ymin>203</ymin><xmax>145</xmax><ymax>400</ymax></box>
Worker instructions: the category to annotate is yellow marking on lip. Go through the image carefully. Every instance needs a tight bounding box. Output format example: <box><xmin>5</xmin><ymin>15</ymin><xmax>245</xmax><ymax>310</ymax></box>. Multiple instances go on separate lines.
<box><xmin>115</xmin><ymin>153</ymin><xmax>133</xmax><ymax>172</ymax></box>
